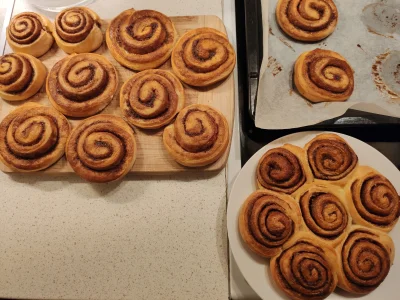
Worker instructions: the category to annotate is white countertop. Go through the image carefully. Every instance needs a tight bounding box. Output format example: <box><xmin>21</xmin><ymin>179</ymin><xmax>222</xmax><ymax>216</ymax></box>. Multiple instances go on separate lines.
<box><xmin>0</xmin><ymin>0</ymin><xmax>240</xmax><ymax>299</ymax></box>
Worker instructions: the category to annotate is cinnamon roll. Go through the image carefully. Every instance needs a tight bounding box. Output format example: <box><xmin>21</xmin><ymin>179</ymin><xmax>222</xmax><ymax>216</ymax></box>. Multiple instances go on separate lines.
<box><xmin>120</xmin><ymin>69</ymin><xmax>185</xmax><ymax>129</ymax></box>
<box><xmin>106</xmin><ymin>9</ymin><xmax>177</xmax><ymax>71</ymax></box>
<box><xmin>0</xmin><ymin>103</ymin><xmax>70</xmax><ymax>172</ymax></box>
<box><xmin>294</xmin><ymin>183</ymin><xmax>351</xmax><ymax>248</ymax></box>
<box><xmin>305</xmin><ymin>133</ymin><xmax>358</xmax><ymax>186</ymax></box>
<box><xmin>239</xmin><ymin>189</ymin><xmax>302</xmax><ymax>258</ymax></box>
<box><xmin>336</xmin><ymin>225</ymin><xmax>395</xmax><ymax>294</ymax></box>
<box><xmin>7</xmin><ymin>12</ymin><xmax>54</xmax><ymax>57</ymax></box>
<box><xmin>276</xmin><ymin>0</ymin><xmax>338</xmax><ymax>42</ymax></box>
<box><xmin>65</xmin><ymin>115</ymin><xmax>137</xmax><ymax>183</ymax></box>
<box><xmin>46</xmin><ymin>53</ymin><xmax>118</xmax><ymax>117</ymax></box>
<box><xmin>0</xmin><ymin>53</ymin><xmax>47</xmax><ymax>101</ymax></box>
<box><xmin>270</xmin><ymin>232</ymin><xmax>338</xmax><ymax>300</ymax></box>
<box><xmin>53</xmin><ymin>7</ymin><xmax>103</xmax><ymax>54</ymax></box>
<box><xmin>256</xmin><ymin>144</ymin><xmax>312</xmax><ymax>194</ymax></box>
<box><xmin>171</xmin><ymin>28</ymin><xmax>236</xmax><ymax>87</ymax></box>
<box><xmin>345</xmin><ymin>166</ymin><xmax>400</xmax><ymax>233</ymax></box>
<box><xmin>162</xmin><ymin>104</ymin><xmax>230</xmax><ymax>167</ymax></box>
<box><xmin>294</xmin><ymin>49</ymin><xmax>355</xmax><ymax>102</ymax></box>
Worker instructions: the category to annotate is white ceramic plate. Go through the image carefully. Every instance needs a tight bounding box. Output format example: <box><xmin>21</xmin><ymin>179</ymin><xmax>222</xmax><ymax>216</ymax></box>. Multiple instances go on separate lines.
<box><xmin>227</xmin><ymin>131</ymin><xmax>400</xmax><ymax>300</ymax></box>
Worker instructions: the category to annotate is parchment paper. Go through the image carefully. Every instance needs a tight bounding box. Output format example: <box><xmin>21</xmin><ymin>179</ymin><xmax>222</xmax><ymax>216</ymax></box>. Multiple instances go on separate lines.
<box><xmin>255</xmin><ymin>0</ymin><xmax>400</xmax><ymax>129</ymax></box>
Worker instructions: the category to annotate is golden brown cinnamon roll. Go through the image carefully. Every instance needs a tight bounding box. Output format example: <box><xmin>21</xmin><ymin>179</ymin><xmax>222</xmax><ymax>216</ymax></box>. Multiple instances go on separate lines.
<box><xmin>106</xmin><ymin>9</ymin><xmax>177</xmax><ymax>71</ymax></box>
<box><xmin>46</xmin><ymin>53</ymin><xmax>118</xmax><ymax>117</ymax></box>
<box><xmin>270</xmin><ymin>232</ymin><xmax>338</xmax><ymax>300</ymax></box>
<box><xmin>162</xmin><ymin>104</ymin><xmax>230</xmax><ymax>167</ymax></box>
<box><xmin>7</xmin><ymin>12</ymin><xmax>54</xmax><ymax>57</ymax></box>
<box><xmin>294</xmin><ymin>183</ymin><xmax>351</xmax><ymax>248</ymax></box>
<box><xmin>294</xmin><ymin>49</ymin><xmax>355</xmax><ymax>103</ymax></box>
<box><xmin>0</xmin><ymin>53</ymin><xmax>47</xmax><ymax>101</ymax></box>
<box><xmin>345</xmin><ymin>166</ymin><xmax>400</xmax><ymax>233</ymax></box>
<box><xmin>305</xmin><ymin>133</ymin><xmax>358</xmax><ymax>186</ymax></box>
<box><xmin>171</xmin><ymin>28</ymin><xmax>236</xmax><ymax>86</ymax></box>
<box><xmin>0</xmin><ymin>103</ymin><xmax>70</xmax><ymax>172</ymax></box>
<box><xmin>65</xmin><ymin>115</ymin><xmax>137</xmax><ymax>183</ymax></box>
<box><xmin>276</xmin><ymin>0</ymin><xmax>338</xmax><ymax>42</ymax></box>
<box><xmin>53</xmin><ymin>7</ymin><xmax>103</xmax><ymax>54</ymax></box>
<box><xmin>239</xmin><ymin>189</ymin><xmax>302</xmax><ymax>258</ymax></box>
<box><xmin>336</xmin><ymin>225</ymin><xmax>395</xmax><ymax>294</ymax></box>
<box><xmin>256</xmin><ymin>144</ymin><xmax>312</xmax><ymax>194</ymax></box>
<box><xmin>120</xmin><ymin>69</ymin><xmax>185</xmax><ymax>129</ymax></box>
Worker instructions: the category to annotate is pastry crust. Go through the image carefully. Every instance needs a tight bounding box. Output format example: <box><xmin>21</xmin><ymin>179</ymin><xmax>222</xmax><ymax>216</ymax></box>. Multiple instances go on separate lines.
<box><xmin>305</xmin><ymin>133</ymin><xmax>358</xmax><ymax>186</ymax></box>
<box><xmin>239</xmin><ymin>189</ymin><xmax>302</xmax><ymax>258</ymax></box>
<box><xmin>65</xmin><ymin>115</ymin><xmax>137</xmax><ymax>183</ymax></box>
<box><xmin>46</xmin><ymin>53</ymin><xmax>118</xmax><ymax>117</ymax></box>
<box><xmin>171</xmin><ymin>27</ymin><xmax>236</xmax><ymax>86</ymax></box>
<box><xmin>162</xmin><ymin>104</ymin><xmax>229</xmax><ymax>167</ymax></box>
<box><xmin>293</xmin><ymin>183</ymin><xmax>352</xmax><ymax>248</ymax></box>
<box><xmin>0</xmin><ymin>103</ymin><xmax>70</xmax><ymax>172</ymax></box>
<box><xmin>0</xmin><ymin>53</ymin><xmax>47</xmax><ymax>101</ymax></box>
<box><xmin>53</xmin><ymin>7</ymin><xmax>103</xmax><ymax>54</ymax></box>
<box><xmin>336</xmin><ymin>225</ymin><xmax>395</xmax><ymax>294</ymax></box>
<box><xmin>294</xmin><ymin>49</ymin><xmax>354</xmax><ymax>103</ymax></box>
<box><xmin>276</xmin><ymin>0</ymin><xmax>338</xmax><ymax>42</ymax></box>
<box><xmin>106</xmin><ymin>9</ymin><xmax>177</xmax><ymax>71</ymax></box>
<box><xmin>120</xmin><ymin>69</ymin><xmax>185</xmax><ymax>129</ymax></box>
<box><xmin>7</xmin><ymin>12</ymin><xmax>54</xmax><ymax>57</ymax></box>
<box><xmin>256</xmin><ymin>144</ymin><xmax>313</xmax><ymax>194</ymax></box>
<box><xmin>270</xmin><ymin>231</ymin><xmax>338</xmax><ymax>300</ymax></box>
<box><xmin>344</xmin><ymin>166</ymin><xmax>400</xmax><ymax>233</ymax></box>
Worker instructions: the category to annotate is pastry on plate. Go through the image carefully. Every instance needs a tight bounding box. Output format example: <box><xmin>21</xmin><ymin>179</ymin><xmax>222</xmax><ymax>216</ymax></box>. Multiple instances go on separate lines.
<box><xmin>171</xmin><ymin>27</ymin><xmax>236</xmax><ymax>86</ymax></box>
<box><xmin>256</xmin><ymin>144</ymin><xmax>312</xmax><ymax>194</ymax></box>
<box><xmin>0</xmin><ymin>103</ymin><xmax>70</xmax><ymax>172</ymax></box>
<box><xmin>294</xmin><ymin>49</ymin><xmax>354</xmax><ymax>103</ymax></box>
<box><xmin>65</xmin><ymin>115</ymin><xmax>137</xmax><ymax>183</ymax></box>
<box><xmin>345</xmin><ymin>166</ymin><xmax>400</xmax><ymax>233</ymax></box>
<box><xmin>276</xmin><ymin>0</ymin><xmax>338</xmax><ymax>42</ymax></box>
<box><xmin>0</xmin><ymin>53</ymin><xmax>47</xmax><ymax>101</ymax></box>
<box><xmin>7</xmin><ymin>12</ymin><xmax>54</xmax><ymax>57</ymax></box>
<box><xmin>46</xmin><ymin>53</ymin><xmax>118</xmax><ymax>117</ymax></box>
<box><xmin>270</xmin><ymin>231</ymin><xmax>338</xmax><ymax>300</ymax></box>
<box><xmin>305</xmin><ymin>133</ymin><xmax>358</xmax><ymax>186</ymax></box>
<box><xmin>53</xmin><ymin>7</ymin><xmax>103</xmax><ymax>54</ymax></box>
<box><xmin>120</xmin><ymin>69</ymin><xmax>185</xmax><ymax>129</ymax></box>
<box><xmin>106</xmin><ymin>9</ymin><xmax>176</xmax><ymax>71</ymax></box>
<box><xmin>336</xmin><ymin>225</ymin><xmax>395</xmax><ymax>294</ymax></box>
<box><xmin>239</xmin><ymin>189</ymin><xmax>302</xmax><ymax>258</ymax></box>
<box><xmin>163</xmin><ymin>104</ymin><xmax>229</xmax><ymax>167</ymax></box>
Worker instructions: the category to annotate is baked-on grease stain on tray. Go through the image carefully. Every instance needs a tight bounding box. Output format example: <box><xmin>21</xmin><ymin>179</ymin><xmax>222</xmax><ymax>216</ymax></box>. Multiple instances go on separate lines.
<box><xmin>372</xmin><ymin>50</ymin><xmax>400</xmax><ymax>100</ymax></box>
<box><xmin>267</xmin><ymin>56</ymin><xmax>283</xmax><ymax>77</ymax></box>
<box><xmin>362</xmin><ymin>2</ymin><xmax>400</xmax><ymax>39</ymax></box>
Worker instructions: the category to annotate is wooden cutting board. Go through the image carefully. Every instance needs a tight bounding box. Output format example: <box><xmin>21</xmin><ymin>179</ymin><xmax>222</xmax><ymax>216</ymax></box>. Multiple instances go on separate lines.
<box><xmin>0</xmin><ymin>15</ymin><xmax>235</xmax><ymax>174</ymax></box>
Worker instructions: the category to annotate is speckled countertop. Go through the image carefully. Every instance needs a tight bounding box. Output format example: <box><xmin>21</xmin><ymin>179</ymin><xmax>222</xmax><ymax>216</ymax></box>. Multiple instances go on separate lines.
<box><xmin>0</xmin><ymin>1</ymin><xmax>236</xmax><ymax>299</ymax></box>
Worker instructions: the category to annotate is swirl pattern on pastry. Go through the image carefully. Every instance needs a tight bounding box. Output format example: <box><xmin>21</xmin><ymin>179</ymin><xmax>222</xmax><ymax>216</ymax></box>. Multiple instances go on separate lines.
<box><xmin>276</xmin><ymin>0</ymin><xmax>338</xmax><ymax>42</ymax></box>
<box><xmin>171</xmin><ymin>27</ymin><xmax>236</xmax><ymax>86</ymax></box>
<box><xmin>0</xmin><ymin>103</ymin><xmax>70</xmax><ymax>172</ymax></box>
<box><xmin>305</xmin><ymin>133</ymin><xmax>358</xmax><ymax>184</ymax></box>
<box><xmin>345</xmin><ymin>166</ymin><xmax>400</xmax><ymax>232</ymax></box>
<box><xmin>54</xmin><ymin>7</ymin><xmax>103</xmax><ymax>54</ymax></box>
<box><xmin>7</xmin><ymin>12</ymin><xmax>54</xmax><ymax>57</ymax></box>
<box><xmin>106</xmin><ymin>9</ymin><xmax>176</xmax><ymax>71</ymax></box>
<box><xmin>65</xmin><ymin>115</ymin><xmax>137</xmax><ymax>183</ymax></box>
<box><xmin>120</xmin><ymin>69</ymin><xmax>185</xmax><ymax>129</ymax></box>
<box><xmin>239</xmin><ymin>189</ymin><xmax>302</xmax><ymax>258</ymax></box>
<box><xmin>294</xmin><ymin>49</ymin><xmax>354</xmax><ymax>103</ymax></box>
<box><xmin>337</xmin><ymin>226</ymin><xmax>395</xmax><ymax>294</ymax></box>
<box><xmin>46</xmin><ymin>53</ymin><xmax>118</xmax><ymax>117</ymax></box>
<box><xmin>256</xmin><ymin>144</ymin><xmax>311</xmax><ymax>194</ymax></box>
<box><xmin>0</xmin><ymin>53</ymin><xmax>47</xmax><ymax>101</ymax></box>
<box><xmin>162</xmin><ymin>104</ymin><xmax>230</xmax><ymax>167</ymax></box>
<box><xmin>270</xmin><ymin>232</ymin><xmax>338</xmax><ymax>300</ymax></box>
